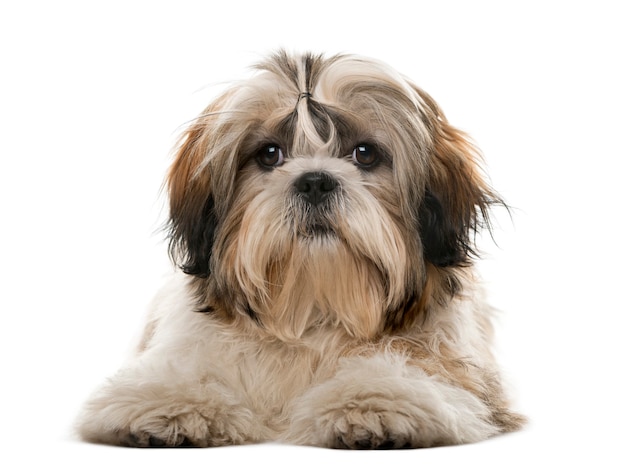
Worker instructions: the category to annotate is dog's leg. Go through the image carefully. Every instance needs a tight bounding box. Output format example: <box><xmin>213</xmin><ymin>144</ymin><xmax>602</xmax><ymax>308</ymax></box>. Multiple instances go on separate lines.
<box><xmin>286</xmin><ymin>353</ymin><xmax>499</xmax><ymax>449</ymax></box>
<box><xmin>77</xmin><ymin>357</ymin><xmax>259</xmax><ymax>447</ymax></box>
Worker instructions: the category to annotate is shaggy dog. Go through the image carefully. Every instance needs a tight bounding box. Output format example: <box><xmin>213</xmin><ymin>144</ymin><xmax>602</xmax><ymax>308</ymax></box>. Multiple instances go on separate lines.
<box><xmin>77</xmin><ymin>51</ymin><xmax>524</xmax><ymax>449</ymax></box>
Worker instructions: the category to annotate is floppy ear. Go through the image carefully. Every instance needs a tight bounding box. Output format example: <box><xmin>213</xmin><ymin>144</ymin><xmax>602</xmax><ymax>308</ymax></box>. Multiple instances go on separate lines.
<box><xmin>416</xmin><ymin>89</ymin><xmax>502</xmax><ymax>268</ymax></box>
<box><xmin>167</xmin><ymin>118</ymin><xmax>218</xmax><ymax>278</ymax></box>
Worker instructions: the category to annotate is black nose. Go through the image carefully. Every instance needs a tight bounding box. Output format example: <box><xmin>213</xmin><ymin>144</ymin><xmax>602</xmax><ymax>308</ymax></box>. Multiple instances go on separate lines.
<box><xmin>294</xmin><ymin>172</ymin><xmax>338</xmax><ymax>206</ymax></box>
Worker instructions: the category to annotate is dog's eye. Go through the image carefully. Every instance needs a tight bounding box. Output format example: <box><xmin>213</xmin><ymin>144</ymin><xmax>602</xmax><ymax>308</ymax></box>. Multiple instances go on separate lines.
<box><xmin>352</xmin><ymin>144</ymin><xmax>379</xmax><ymax>167</ymax></box>
<box><xmin>256</xmin><ymin>145</ymin><xmax>284</xmax><ymax>168</ymax></box>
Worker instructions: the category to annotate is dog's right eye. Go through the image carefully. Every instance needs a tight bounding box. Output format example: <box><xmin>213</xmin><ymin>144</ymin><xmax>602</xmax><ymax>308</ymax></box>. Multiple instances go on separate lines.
<box><xmin>256</xmin><ymin>145</ymin><xmax>284</xmax><ymax>169</ymax></box>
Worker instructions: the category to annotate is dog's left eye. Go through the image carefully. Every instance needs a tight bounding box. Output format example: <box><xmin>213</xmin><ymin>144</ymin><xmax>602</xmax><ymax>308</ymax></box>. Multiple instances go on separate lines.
<box><xmin>352</xmin><ymin>144</ymin><xmax>379</xmax><ymax>167</ymax></box>
<box><xmin>256</xmin><ymin>145</ymin><xmax>284</xmax><ymax>168</ymax></box>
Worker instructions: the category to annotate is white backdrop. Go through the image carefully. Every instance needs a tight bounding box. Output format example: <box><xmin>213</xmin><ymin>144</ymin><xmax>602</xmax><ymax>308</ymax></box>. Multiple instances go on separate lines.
<box><xmin>1</xmin><ymin>1</ymin><xmax>624</xmax><ymax>466</ymax></box>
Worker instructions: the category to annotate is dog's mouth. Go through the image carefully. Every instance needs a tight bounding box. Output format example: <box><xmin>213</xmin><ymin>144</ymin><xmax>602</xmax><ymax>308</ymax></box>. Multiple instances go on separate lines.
<box><xmin>309</xmin><ymin>223</ymin><xmax>335</xmax><ymax>237</ymax></box>
<box><xmin>293</xmin><ymin>209</ymin><xmax>338</xmax><ymax>239</ymax></box>
<box><xmin>291</xmin><ymin>200</ymin><xmax>339</xmax><ymax>239</ymax></box>
<box><xmin>297</xmin><ymin>221</ymin><xmax>336</xmax><ymax>239</ymax></box>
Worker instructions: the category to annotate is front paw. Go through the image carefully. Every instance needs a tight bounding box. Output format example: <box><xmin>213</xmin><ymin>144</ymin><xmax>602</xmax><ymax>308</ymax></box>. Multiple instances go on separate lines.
<box><xmin>77</xmin><ymin>379</ymin><xmax>256</xmax><ymax>447</ymax></box>
<box><xmin>287</xmin><ymin>355</ymin><xmax>498</xmax><ymax>449</ymax></box>
<box><xmin>119</xmin><ymin>410</ymin><xmax>220</xmax><ymax>447</ymax></box>
<box><xmin>329</xmin><ymin>405</ymin><xmax>416</xmax><ymax>449</ymax></box>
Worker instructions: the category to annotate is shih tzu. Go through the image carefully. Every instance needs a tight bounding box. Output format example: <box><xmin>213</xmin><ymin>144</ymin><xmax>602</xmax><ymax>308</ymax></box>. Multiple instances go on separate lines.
<box><xmin>77</xmin><ymin>51</ymin><xmax>524</xmax><ymax>449</ymax></box>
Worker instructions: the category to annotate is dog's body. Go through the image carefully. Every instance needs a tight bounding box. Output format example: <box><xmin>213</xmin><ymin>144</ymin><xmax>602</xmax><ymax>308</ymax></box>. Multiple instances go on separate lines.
<box><xmin>78</xmin><ymin>51</ymin><xmax>523</xmax><ymax>448</ymax></box>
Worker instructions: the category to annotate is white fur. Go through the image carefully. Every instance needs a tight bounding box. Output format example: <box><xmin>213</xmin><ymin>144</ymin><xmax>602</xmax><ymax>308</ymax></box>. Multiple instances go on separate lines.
<box><xmin>288</xmin><ymin>354</ymin><xmax>498</xmax><ymax>448</ymax></box>
<box><xmin>78</xmin><ymin>273</ymin><xmax>501</xmax><ymax>448</ymax></box>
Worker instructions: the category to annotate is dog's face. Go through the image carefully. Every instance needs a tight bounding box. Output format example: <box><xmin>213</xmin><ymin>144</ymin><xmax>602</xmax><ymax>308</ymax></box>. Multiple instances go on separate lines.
<box><xmin>167</xmin><ymin>52</ymin><xmax>499</xmax><ymax>341</ymax></box>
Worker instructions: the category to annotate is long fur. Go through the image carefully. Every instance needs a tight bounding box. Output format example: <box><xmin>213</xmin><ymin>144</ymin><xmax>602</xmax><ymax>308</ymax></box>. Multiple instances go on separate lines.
<box><xmin>77</xmin><ymin>51</ymin><xmax>524</xmax><ymax>449</ymax></box>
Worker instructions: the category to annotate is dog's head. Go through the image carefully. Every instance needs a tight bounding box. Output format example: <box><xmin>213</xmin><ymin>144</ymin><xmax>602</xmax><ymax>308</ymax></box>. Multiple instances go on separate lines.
<box><xmin>167</xmin><ymin>51</ymin><xmax>501</xmax><ymax>341</ymax></box>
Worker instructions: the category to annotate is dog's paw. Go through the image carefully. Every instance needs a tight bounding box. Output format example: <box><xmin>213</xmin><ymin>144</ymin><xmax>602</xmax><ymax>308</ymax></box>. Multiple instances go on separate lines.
<box><xmin>120</xmin><ymin>411</ymin><xmax>209</xmax><ymax>447</ymax></box>
<box><xmin>287</xmin><ymin>355</ymin><xmax>499</xmax><ymax>449</ymax></box>
<box><xmin>77</xmin><ymin>378</ymin><xmax>256</xmax><ymax>447</ymax></box>
<box><xmin>296</xmin><ymin>391</ymin><xmax>442</xmax><ymax>449</ymax></box>
<box><xmin>118</xmin><ymin>408</ymin><xmax>253</xmax><ymax>447</ymax></box>
<box><xmin>328</xmin><ymin>406</ymin><xmax>417</xmax><ymax>449</ymax></box>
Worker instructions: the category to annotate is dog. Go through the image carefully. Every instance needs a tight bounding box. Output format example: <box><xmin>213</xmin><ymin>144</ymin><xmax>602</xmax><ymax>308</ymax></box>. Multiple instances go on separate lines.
<box><xmin>77</xmin><ymin>51</ymin><xmax>524</xmax><ymax>449</ymax></box>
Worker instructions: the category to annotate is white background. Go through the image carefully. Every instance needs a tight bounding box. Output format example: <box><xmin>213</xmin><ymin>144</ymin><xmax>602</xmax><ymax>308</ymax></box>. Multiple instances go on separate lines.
<box><xmin>1</xmin><ymin>0</ymin><xmax>624</xmax><ymax>466</ymax></box>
